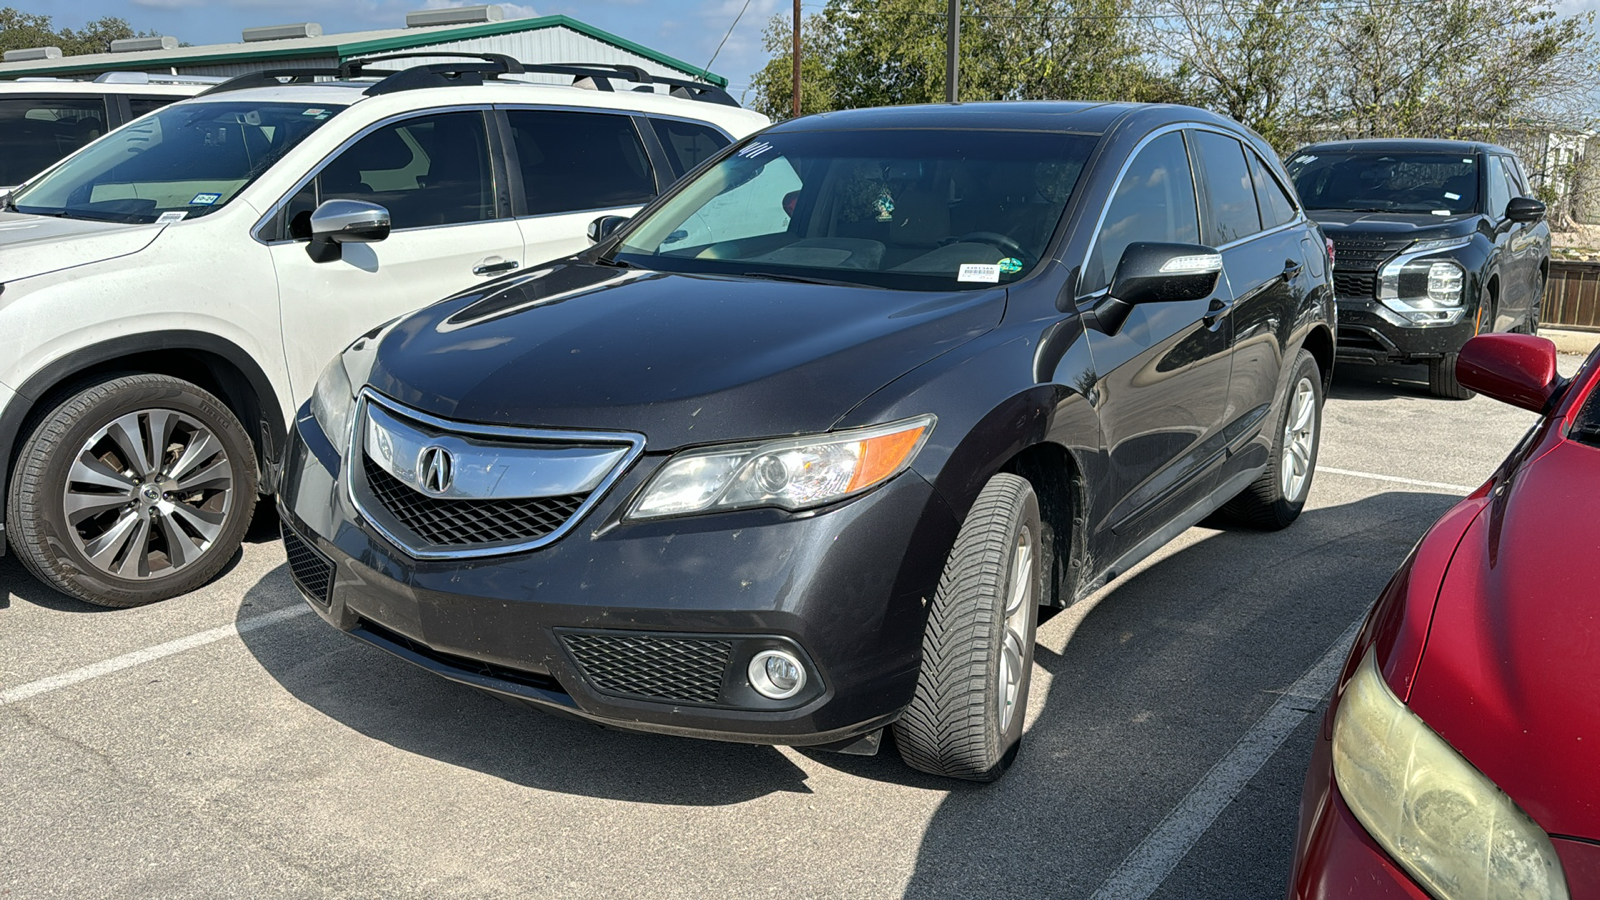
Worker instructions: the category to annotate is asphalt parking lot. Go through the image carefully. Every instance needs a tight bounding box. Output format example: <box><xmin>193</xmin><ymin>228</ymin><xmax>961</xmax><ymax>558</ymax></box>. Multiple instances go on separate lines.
<box><xmin>0</xmin><ymin>355</ymin><xmax>1582</xmax><ymax>900</ymax></box>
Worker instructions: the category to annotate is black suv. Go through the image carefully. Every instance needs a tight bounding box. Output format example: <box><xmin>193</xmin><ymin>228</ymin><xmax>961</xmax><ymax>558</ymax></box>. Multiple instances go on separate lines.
<box><xmin>277</xmin><ymin>102</ymin><xmax>1336</xmax><ymax>781</ymax></box>
<box><xmin>1286</xmin><ymin>139</ymin><xmax>1550</xmax><ymax>398</ymax></box>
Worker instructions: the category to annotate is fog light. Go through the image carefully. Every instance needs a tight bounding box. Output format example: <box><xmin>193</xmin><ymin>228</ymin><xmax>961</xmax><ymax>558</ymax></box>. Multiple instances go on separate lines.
<box><xmin>749</xmin><ymin>649</ymin><xmax>806</xmax><ymax>699</ymax></box>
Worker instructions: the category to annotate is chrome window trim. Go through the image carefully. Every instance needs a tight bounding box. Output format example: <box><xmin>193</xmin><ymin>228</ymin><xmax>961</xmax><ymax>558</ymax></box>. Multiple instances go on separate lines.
<box><xmin>251</xmin><ymin>103</ymin><xmax>497</xmax><ymax>246</ymax></box>
<box><xmin>1080</xmin><ymin>123</ymin><xmax>1201</xmax><ymax>296</ymax></box>
<box><xmin>346</xmin><ymin>389</ymin><xmax>647</xmax><ymax>560</ymax></box>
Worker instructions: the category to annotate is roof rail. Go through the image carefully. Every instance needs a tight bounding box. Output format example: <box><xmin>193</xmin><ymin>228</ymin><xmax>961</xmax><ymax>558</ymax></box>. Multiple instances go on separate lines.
<box><xmin>197</xmin><ymin>53</ymin><xmax>740</xmax><ymax>107</ymax></box>
<box><xmin>200</xmin><ymin>68</ymin><xmax>348</xmax><ymax>96</ymax></box>
<box><xmin>514</xmin><ymin>62</ymin><xmax>739</xmax><ymax>107</ymax></box>
<box><xmin>93</xmin><ymin>71</ymin><xmax>227</xmax><ymax>85</ymax></box>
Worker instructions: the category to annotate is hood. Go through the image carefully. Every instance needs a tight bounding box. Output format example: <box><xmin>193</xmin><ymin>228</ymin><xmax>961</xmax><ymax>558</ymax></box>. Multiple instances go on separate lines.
<box><xmin>1406</xmin><ymin>436</ymin><xmax>1600</xmax><ymax>840</ymax></box>
<box><xmin>1307</xmin><ymin>208</ymin><xmax>1480</xmax><ymax>240</ymax></box>
<box><xmin>0</xmin><ymin>212</ymin><xmax>165</xmax><ymax>283</ymax></box>
<box><xmin>367</xmin><ymin>262</ymin><xmax>1004</xmax><ymax>450</ymax></box>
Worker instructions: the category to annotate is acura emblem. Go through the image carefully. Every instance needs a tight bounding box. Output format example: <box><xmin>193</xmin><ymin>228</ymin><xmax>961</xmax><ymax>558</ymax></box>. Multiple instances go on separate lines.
<box><xmin>418</xmin><ymin>445</ymin><xmax>454</xmax><ymax>494</ymax></box>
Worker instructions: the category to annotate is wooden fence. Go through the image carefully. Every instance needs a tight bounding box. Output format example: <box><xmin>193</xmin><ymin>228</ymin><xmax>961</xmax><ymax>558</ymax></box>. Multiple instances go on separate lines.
<box><xmin>1546</xmin><ymin>260</ymin><xmax>1600</xmax><ymax>331</ymax></box>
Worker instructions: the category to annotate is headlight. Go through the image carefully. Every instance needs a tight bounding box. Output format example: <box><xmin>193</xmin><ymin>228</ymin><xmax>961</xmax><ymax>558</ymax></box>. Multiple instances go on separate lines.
<box><xmin>308</xmin><ymin>318</ymin><xmax>397</xmax><ymax>454</ymax></box>
<box><xmin>1379</xmin><ymin>237</ymin><xmax>1472</xmax><ymax>325</ymax></box>
<box><xmin>629</xmin><ymin>416</ymin><xmax>934</xmax><ymax>519</ymax></box>
<box><xmin>1332</xmin><ymin>650</ymin><xmax>1569</xmax><ymax>900</ymax></box>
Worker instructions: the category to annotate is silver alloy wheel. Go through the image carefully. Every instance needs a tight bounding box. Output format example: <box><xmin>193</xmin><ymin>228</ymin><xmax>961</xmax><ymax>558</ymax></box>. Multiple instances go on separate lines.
<box><xmin>1280</xmin><ymin>377</ymin><xmax>1317</xmax><ymax>501</ymax></box>
<box><xmin>62</xmin><ymin>408</ymin><xmax>234</xmax><ymax>580</ymax></box>
<box><xmin>997</xmin><ymin>530</ymin><xmax>1034</xmax><ymax>733</ymax></box>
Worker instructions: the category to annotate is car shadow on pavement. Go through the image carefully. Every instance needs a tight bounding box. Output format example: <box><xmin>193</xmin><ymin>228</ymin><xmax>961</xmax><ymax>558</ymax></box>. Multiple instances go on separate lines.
<box><xmin>233</xmin><ymin>571</ymin><xmax>814</xmax><ymax>806</ymax></box>
<box><xmin>1328</xmin><ymin>363</ymin><xmax>1440</xmax><ymax>401</ymax></box>
<box><xmin>811</xmin><ymin>489</ymin><xmax>1460</xmax><ymax>899</ymax></box>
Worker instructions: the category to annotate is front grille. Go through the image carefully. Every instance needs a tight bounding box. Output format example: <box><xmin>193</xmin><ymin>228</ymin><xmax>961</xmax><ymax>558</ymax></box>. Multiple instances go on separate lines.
<box><xmin>362</xmin><ymin>454</ymin><xmax>586</xmax><ymax>547</ymax></box>
<box><xmin>1329</xmin><ymin>236</ymin><xmax>1411</xmax><ymax>272</ymax></box>
<box><xmin>1333</xmin><ymin>271</ymin><xmax>1377</xmax><ymax>299</ymax></box>
<box><xmin>561</xmin><ymin>631</ymin><xmax>733</xmax><ymax>705</ymax></box>
<box><xmin>356</xmin><ymin>619</ymin><xmax>565</xmax><ymax>693</ymax></box>
<box><xmin>281</xmin><ymin>524</ymin><xmax>334</xmax><ymax>607</ymax></box>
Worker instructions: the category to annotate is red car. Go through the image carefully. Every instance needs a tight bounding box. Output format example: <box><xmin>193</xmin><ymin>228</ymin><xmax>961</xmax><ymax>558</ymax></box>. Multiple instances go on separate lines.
<box><xmin>1288</xmin><ymin>333</ymin><xmax>1600</xmax><ymax>899</ymax></box>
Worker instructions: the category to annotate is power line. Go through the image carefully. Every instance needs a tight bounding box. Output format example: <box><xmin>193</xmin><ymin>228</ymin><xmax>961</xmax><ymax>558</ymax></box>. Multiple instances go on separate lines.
<box><xmin>703</xmin><ymin>0</ymin><xmax>756</xmax><ymax>77</ymax></box>
<box><xmin>801</xmin><ymin>0</ymin><xmax>1455</xmax><ymax>24</ymax></box>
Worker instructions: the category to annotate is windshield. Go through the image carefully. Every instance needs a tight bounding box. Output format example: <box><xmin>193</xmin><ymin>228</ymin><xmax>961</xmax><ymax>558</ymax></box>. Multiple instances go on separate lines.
<box><xmin>1286</xmin><ymin>151</ymin><xmax>1479</xmax><ymax>216</ymax></box>
<box><xmin>613</xmin><ymin>129</ymin><xmax>1096</xmax><ymax>290</ymax></box>
<box><xmin>12</xmin><ymin>101</ymin><xmax>342</xmax><ymax>224</ymax></box>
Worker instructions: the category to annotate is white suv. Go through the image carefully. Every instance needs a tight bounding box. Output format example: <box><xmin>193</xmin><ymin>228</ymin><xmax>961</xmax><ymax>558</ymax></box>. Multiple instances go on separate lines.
<box><xmin>0</xmin><ymin>72</ymin><xmax>217</xmax><ymax>190</ymax></box>
<box><xmin>0</xmin><ymin>55</ymin><xmax>767</xmax><ymax>607</ymax></box>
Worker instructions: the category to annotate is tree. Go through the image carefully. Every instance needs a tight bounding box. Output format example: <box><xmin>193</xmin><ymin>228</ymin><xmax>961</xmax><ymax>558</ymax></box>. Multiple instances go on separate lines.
<box><xmin>750</xmin><ymin>0</ymin><xmax>1176</xmax><ymax>119</ymax></box>
<box><xmin>0</xmin><ymin>7</ymin><xmax>154</xmax><ymax>57</ymax></box>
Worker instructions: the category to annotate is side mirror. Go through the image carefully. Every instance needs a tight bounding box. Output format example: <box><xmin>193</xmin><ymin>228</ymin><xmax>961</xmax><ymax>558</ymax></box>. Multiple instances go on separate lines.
<box><xmin>307</xmin><ymin>199</ymin><xmax>391</xmax><ymax>263</ymax></box>
<box><xmin>1505</xmin><ymin>196</ymin><xmax>1545</xmax><ymax>224</ymax></box>
<box><xmin>587</xmin><ymin>215</ymin><xmax>629</xmax><ymax>244</ymax></box>
<box><xmin>1088</xmin><ymin>242</ymin><xmax>1223</xmax><ymax>334</ymax></box>
<box><xmin>1456</xmin><ymin>333</ymin><xmax>1562</xmax><ymax>412</ymax></box>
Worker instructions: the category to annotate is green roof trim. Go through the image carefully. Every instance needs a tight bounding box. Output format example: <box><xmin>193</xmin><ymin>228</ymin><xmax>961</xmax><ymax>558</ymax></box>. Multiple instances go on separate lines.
<box><xmin>0</xmin><ymin>14</ymin><xmax>727</xmax><ymax>86</ymax></box>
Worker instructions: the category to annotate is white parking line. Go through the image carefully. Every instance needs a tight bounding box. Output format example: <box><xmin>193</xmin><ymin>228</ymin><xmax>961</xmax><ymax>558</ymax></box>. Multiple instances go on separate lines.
<box><xmin>0</xmin><ymin>605</ymin><xmax>311</xmax><ymax>707</ymax></box>
<box><xmin>1087</xmin><ymin>619</ymin><xmax>1362</xmax><ymax>900</ymax></box>
<box><xmin>1319</xmin><ymin>466</ymin><xmax>1477</xmax><ymax>494</ymax></box>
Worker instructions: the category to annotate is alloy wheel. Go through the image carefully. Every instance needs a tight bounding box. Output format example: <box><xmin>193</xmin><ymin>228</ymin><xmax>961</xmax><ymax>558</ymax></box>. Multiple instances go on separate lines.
<box><xmin>62</xmin><ymin>408</ymin><xmax>235</xmax><ymax>580</ymax></box>
<box><xmin>1280</xmin><ymin>377</ymin><xmax>1317</xmax><ymax>501</ymax></box>
<box><xmin>997</xmin><ymin>530</ymin><xmax>1034</xmax><ymax>733</ymax></box>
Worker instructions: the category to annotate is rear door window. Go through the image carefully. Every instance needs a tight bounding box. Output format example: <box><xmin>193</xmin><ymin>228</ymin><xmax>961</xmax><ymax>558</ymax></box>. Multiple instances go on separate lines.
<box><xmin>1085</xmin><ymin>131</ymin><xmax>1200</xmax><ymax>294</ymax></box>
<box><xmin>1248</xmin><ymin>152</ymin><xmax>1298</xmax><ymax>230</ymax></box>
<box><xmin>506</xmin><ymin>109</ymin><xmax>656</xmax><ymax>215</ymax></box>
<box><xmin>127</xmin><ymin>96</ymin><xmax>181</xmax><ymax>119</ymax></box>
<box><xmin>1191</xmin><ymin>130</ymin><xmax>1262</xmax><ymax>245</ymax></box>
<box><xmin>0</xmin><ymin>96</ymin><xmax>108</xmax><ymax>185</ymax></box>
<box><xmin>651</xmin><ymin>118</ymin><xmax>730</xmax><ymax>177</ymax></box>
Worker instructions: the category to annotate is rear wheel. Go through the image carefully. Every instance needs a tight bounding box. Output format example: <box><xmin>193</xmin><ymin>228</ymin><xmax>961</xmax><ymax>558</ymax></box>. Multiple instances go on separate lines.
<box><xmin>895</xmin><ymin>473</ymin><xmax>1041</xmax><ymax>782</ymax></box>
<box><xmin>1221</xmin><ymin>350</ymin><xmax>1322</xmax><ymax>530</ymax></box>
<box><xmin>6</xmin><ymin>374</ymin><xmax>258</xmax><ymax>607</ymax></box>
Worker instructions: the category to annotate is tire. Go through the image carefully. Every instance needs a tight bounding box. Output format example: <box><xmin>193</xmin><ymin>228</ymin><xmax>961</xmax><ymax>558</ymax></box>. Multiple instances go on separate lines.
<box><xmin>1428</xmin><ymin>353</ymin><xmax>1473</xmax><ymax>400</ymax></box>
<box><xmin>895</xmin><ymin>473</ymin><xmax>1042</xmax><ymax>782</ymax></box>
<box><xmin>1221</xmin><ymin>350</ymin><xmax>1322</xmax><ymax>530</ymax></box>
<box><xmin>1528</xmin><ymin>280</ymin><xmax>1543</xmax><ymax>335</ymax></box>
<box><xmin>6</xmin><ymin>374</ymin><xmax>258</xmax><ymax>607</ymax></box>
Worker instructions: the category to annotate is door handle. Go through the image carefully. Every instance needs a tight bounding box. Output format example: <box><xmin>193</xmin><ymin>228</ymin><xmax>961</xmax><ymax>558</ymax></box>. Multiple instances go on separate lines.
<box><xmin>473</xmin><ymin>258</ymin><xmax>520</xmax><ymax>276</ymax></box>
<box><xmin>1203</xmin><ymin>296</ymin><xmax>1231</xmax><ymax>328</ymax></box>
<box><xmin>1282</xmin><ymin>259</ymin><xmax>1303</xmax><ymax>280</ymax></box>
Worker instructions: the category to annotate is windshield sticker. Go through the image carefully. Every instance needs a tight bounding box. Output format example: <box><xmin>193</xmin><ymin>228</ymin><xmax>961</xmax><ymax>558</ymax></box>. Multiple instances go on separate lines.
<box><xmin>189</xmin><ymin>192</ymin><xmax>222</xmax><ymax>206</ymax></box>
<box><xmin>736</xmin><ymin>140</ymin><xmax>774</xmax><ymax>160</ymax></box>
<box><xmin>1444</xmin><ymin>192</ymin><xmax>1461</xmax><ymax>200</ymax></box>
<box><xmin>1432</xmin><ymin>210</ymin><xmax>1451</xmax><ymax>216</ymax></box>
<box><xmin>997</xmin><ymin>257</ymin><xmax>1023</xmax><ymax>274</ymax></box>
<box><xmin>959</xmin><ymin>263</ymin><xmax>1001</xmax><ymax>283</ymax></box>
<box><xmin>155</xmin><ymin>211</ymin><xmax>187</xmax><ymax>224</ymax></box>
<box><xmin>302</xmin><ymin>108</ymin><xmax>326</xmax><ymax>116</ymax></box>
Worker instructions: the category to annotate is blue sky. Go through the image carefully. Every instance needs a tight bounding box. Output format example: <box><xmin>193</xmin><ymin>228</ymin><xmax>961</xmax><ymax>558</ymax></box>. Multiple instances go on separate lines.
<box><xmin>18</xmin><ymin>0</ymin><xmax>796</xmax><ymax>99</ymax></box>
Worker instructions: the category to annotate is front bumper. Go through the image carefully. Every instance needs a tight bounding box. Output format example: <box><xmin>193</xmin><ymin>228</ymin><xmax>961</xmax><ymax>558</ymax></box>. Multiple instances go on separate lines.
<box><xmin>276</xmin><ymin>405</ymin><xmax>959</xmax><ymax>747</ymax></box>
<box><xmin>1334</xmin><ymin>299</ymin><xmax>1478</xmax><ymax>366</ymax></box>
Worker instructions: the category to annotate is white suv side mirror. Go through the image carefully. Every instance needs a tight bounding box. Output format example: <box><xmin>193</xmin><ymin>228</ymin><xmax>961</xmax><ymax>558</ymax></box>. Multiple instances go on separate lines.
<box><xmin>307</xmin><ymin>199</ymin><xmax>391</xmax><ymax>263</ymax></box>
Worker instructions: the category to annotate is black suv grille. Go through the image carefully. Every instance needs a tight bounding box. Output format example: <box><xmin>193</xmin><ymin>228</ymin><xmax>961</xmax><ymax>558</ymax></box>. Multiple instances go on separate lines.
<box><xmin>561</xmin><ymin>632</ymin><xmax>733</xmax><ymax>705</ymax></box>
<box><xmin>1329</xmin><ymin>236</ymin><xmax>1411</xmax><ymax>272</ymax></box>
<box><xmin>362</xmin><ymin>454</ymin><xmax>587</xmax><ymax>547</ymax></box>
<box><xmin>1333</xmin><ymin>271</ymin><xmax>1377</xmax><ymax>300</ymax></box>
<box><xmin>281</xmin><ymin>523</ymin><xmax>334</xmax><ymax>607</ymax></box>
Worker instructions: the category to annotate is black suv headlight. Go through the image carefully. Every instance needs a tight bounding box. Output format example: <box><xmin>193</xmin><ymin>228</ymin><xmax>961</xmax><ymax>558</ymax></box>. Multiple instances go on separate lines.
<box><xmin>1378</xmin><ymin>236</ymin><xmax>1472</xmax><ymax>325</ymax></box>
<box><xmin>628</xmin><ymin>416</ymin><xmax>935</xmax><ymax>519</ymax></box>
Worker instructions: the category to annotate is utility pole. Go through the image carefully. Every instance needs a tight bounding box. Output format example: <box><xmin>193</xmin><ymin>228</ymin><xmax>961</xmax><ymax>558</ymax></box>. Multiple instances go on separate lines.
<box><xmin>792</xmin><ymin>0</ymin><xmax>802</xmax><ymax>118</ymax></box>
<box><xmin>945</xmin><ymin>0</ymin><xmax>959</xmax><ymax>103</ymax></box>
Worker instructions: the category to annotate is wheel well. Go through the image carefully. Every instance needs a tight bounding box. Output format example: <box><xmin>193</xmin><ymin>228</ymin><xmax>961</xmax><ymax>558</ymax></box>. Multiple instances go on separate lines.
<box><xmin>1001</xmin><ymin>443</ymin><xmax>1084</xmax><ymax>608</ymax></box>
<box><xmin>1302</xmin><ymin>325</ymin><xmax>1335</xmax><ymax>394</ymax></box>
<box><xmin>4</xmin><ymin>346</ymin><xmax>279</xmax><ymax>504</ymax></box>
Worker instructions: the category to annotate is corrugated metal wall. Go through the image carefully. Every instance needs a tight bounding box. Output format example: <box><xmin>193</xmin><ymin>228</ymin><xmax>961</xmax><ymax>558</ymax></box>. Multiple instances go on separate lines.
<box><xmin>172</xmin><ymin>57</ymin><xmax>340</xmax><ymax>78</ymax></box>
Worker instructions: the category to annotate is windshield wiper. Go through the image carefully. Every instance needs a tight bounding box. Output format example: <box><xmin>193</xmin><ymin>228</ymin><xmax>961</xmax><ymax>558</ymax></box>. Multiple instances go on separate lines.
<box><xmin>741</xmin><ymin>271</ymin><xmax>864</xmax><ymax>288</ymax></box>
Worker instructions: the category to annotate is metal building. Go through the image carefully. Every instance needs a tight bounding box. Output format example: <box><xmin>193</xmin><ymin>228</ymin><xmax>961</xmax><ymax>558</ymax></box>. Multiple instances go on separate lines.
<box><xmin>0</xmin><ymin>6</ymin><xmax>727</xmax><ymax>92</ymax></box>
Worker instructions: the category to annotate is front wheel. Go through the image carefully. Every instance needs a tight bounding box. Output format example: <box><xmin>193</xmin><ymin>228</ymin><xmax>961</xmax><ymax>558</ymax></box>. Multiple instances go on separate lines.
<box><xmin>895</xmin><ymin>473</ymin><xmax>1042</xmax><ymax>782</ymax></box>
<box><xmin>1221</xmin><ymin>349</ymin><xmax>1323</xmax><ymax>529</ymax></box>
<box><xmin>6</xmin><ymin>374</ymin><xmax>258</xmax><ymax>607</ymax></box>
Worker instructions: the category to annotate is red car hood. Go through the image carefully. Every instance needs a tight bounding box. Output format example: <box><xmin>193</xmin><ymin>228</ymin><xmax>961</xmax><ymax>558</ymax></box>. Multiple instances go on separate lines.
<box><xmin>1406</xmin><ymin>436</ymin><xmax>1600</xmax><ymax>841</ymax></box>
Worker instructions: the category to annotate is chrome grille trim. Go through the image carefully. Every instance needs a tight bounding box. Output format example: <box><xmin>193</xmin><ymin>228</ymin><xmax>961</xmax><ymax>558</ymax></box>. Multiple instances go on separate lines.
<box><xmin>347</xmin><ymin>389</ymin><xmax>645</xmax><ymax>559</ymax></box>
